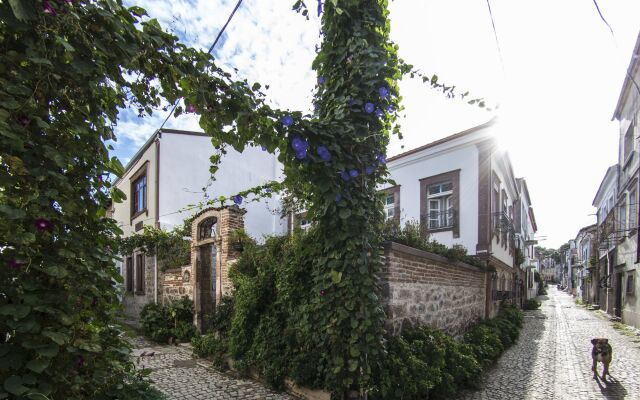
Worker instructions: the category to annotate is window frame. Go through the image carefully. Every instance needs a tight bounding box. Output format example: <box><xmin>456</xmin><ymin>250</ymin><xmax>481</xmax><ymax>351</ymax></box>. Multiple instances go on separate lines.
<box><xmin>381</xmin><ymin>186</ymin><xmax>400</xmax><ymax>222</ymax></box>
<box><xmin>624</xmin><ymin>122</ymin><xmax>634</xmax><ymax>163</ymax></box>
<box><xmin>130</xmin><ymin>162</ymin><xmax>149</xmax><ymax>221</ymax></box>
<box><xmin>135</xmin><ymin>253</ymin><xmax>145</xmax><ymax>295</ymax></box>
<box><xmin>125</xmin><ymin>256</ymin><xmax>133</xmax><ymax>293</ymax></box>
<box><xmin>420</xmin><ymin>170</ymin><xmax>460</xmax><ymax>237</ymax></box>
<box><xmin>626</xmin><ymin>270</ymin><xmax>635</xmax><ymax>296</ymax></box>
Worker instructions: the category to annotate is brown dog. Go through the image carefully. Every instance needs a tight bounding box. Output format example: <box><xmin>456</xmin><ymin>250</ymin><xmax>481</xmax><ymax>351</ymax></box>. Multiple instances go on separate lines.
<box><xmin>591</xmin><ymin>338</ymin><xmax>612</xmax><ymax>380</ymax></box>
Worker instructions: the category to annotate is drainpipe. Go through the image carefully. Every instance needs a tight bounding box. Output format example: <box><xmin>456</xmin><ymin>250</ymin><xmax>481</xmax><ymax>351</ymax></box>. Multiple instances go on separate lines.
<box><xmin>154</xmin><ymin>244</ymin><xmax>158</xmax><ymax>304</ymax></box>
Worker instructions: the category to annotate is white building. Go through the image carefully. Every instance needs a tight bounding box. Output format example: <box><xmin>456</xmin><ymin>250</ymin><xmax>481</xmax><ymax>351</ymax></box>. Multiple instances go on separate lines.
<box><xmin>515</xmin><ymin>178</ymin><xmax>539</xmax><ymax>301</ymax></box>
<box><xmin>382</xmin><ymin>119</ymin><xmax>535</xmax><ymax>312</ymax></box>
<box><xmin>110</xmin><ymin>128</ymin><xmax>285</xmax><ymax>316</ymax></box>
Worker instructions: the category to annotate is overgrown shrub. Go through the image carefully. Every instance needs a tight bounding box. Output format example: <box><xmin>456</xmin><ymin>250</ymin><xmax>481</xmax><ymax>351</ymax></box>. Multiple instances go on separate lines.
<box><xmin>463</xmin><ymin>324</ymin><xmax>504</xmax><ymax>366</ymax></box>
<box><xmin>139</xmin><ymin>297</ymin><xmax>195</xmax><ymax>343</ymax></box>
<box><xmin>191</xmin><ymin>334</ymin><xmax>227</xmax><ymax>368</ymax></box>
<box><xmin>523</xmin><ymin>299</ymin><xmax>541</xmax><ymax>310</ymax></box>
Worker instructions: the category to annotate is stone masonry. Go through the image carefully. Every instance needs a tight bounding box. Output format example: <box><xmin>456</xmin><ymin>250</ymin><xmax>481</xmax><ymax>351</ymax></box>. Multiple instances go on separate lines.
<box><xmin>381</xmin><ymin>242</ymin><xmax>488</xmax><ymax>336</ymax></box>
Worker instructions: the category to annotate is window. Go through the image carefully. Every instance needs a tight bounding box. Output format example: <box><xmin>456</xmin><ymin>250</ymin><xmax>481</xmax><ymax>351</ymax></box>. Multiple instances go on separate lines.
<box><xmin>381</xmin><ymin>186</ymin><xmax>400</xmax><ymax>222</ymax></box>
<box><xmin>621</xmin><ymin>198</ymin><xmax>628</xmax><ymax>234</ymax></box>
<box><xmin>627</xmin><ymin>271</ymin><xmax>635</xmax><ymax>295</ymax></box>
<box><xmin>427</xmin><ymin>182</ymin><xmax>453</xmax><ymax>229</ymax></box>
<box><xmin>501</xmin><ymin>190</ymin><xmax>508</xmax><ymax>245</ymax></box>
<box><xmin>135</xmin><ymin>253</ymin><xmax>144</xmax><ymax>293</ymax></box>
<box><xmin>492</xmin><ymin>180</ymin><xmax>500</xmax><ymax>239</ymax></box>
<box><xmin>624</xmin><ymin>123</ymin><xmax>634</xmax><ymax>163</ymax></box>
<box><xmin>630</xmin><ymin>187</ymin><xmax>638</xmax><ymax>231</ymax></box>
<box><xmin>420</xmin><ymin>170</ymin><xmax>460</xmax><ymax>237</ymax></box>
<box><xmin>125</xmin><ymin>256</ymin><xmax>133</xmax><ymax>293</ymax></box>
<box><xmin>384</xmin><ymin>193</ymin><xmax>395</xmax><ymax>220</ymax></box>
<box><xmin>133</xmin><ymin>175</ymin><xmax>147</xmax><ymax>215</ymax></box>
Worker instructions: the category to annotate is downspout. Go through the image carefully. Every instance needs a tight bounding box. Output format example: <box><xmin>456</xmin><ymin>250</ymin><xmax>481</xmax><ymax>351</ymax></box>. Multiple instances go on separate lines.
<box><xmin>154</xmin><ymin>133</ymin><xmax>161</xmax><ymax>304</ymax></box>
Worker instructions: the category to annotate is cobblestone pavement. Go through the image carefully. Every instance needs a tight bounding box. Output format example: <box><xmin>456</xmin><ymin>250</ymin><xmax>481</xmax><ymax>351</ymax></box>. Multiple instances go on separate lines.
<box><xmin>130</xmin><ymin>337</ymin><xmax>295</xmax><ymax>400</ymax></box>
<box><xmin>457</xmin><ymin>286</ymin><xmax>640</xmax><ymax>400</ymax></box>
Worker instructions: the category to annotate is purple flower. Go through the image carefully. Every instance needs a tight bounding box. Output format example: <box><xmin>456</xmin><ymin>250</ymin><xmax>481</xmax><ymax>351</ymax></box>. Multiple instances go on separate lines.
<box><xmin>34</xmin><ymin>218</ymin><xmax>52</xmax><ymax>232</ymax></box>
<box><xmin>18</xmin><ymin>117</ymin><xmax>30</xmax><ymax>127</ymax></box>
<box><xmin>349</xmin><ymin>169</ymin><xmax>359</xmax><ymax>178</ymax></box>
<box><xmin>43</xmin><ymin>0</ymin><xmax>56</xmax><ymax>15</ymax></box>
<box><xmin>365</xmin><ymin>165</ymin><xmax>375</xmax><ymax>175</ymax></box>
<box><xmin>318</xmin><ymin>76</ymin><xmax>326</xmax><ymax>85</ymax></box>
<box><xmin>64</xmin><ymin>0</ymin><xmax>74</xmax><ymax>5</ymax></box>
<box><xmin>185</xmin><ymin>104</ymin><xmax>195</xmax><ymax>113</ymax></box>
<box><xmin>364</xmin><ymin>102</ymin><xmax>375</xmax><ymax>114</ymax></box>
<box><xmin>375</xmin><ymin>108</ymin><xmax>384</xmax><ymax>118</ymax></box>
<box><xmin>347</xmin><ymin>98</ymin><xmax>354</xmax><ymax>106</ymax></box>
<box><xmin>387</xmin><ymin>105</ymin><xmax>395</xmax><ymax>113</ymax></box>
<box><xmin>7</xmin><ymin>257</ymin><xmax>24</xmax><ymax>270</ymax></box>
<box><xmin>378</xmin><ymin>86</ymin><xmax>389</xmax><ymax>99</ymax></box>
<box><xmin>335</xmin><ymin>193</ymin><xmax>342</xmax><ymax>202</ymax></box>
<box><xmin>316</xmin><ymin>146</ymin><xmax>331</xmax><ymax>162</ymax></box>
<box><xmin>377</xmin><ymin>153</ymin><xmax>386</xmax><ymax>165</ymax></box>
<box><xmin>317</xmin><ymin>0</ymin><xmax>323</xmax><ymax>17</ymax></box>
<box><xmin>320</xmin><ymin>288</ymin><xmax>326</xmax><ymax>296</ymax></box>
<box><xmin>233</xmin><ymin>195</ymin><xmax>243</xmax><ymax>205</ymax></box>
<box><xmin>261</xmin><ymin>146</ymin><xmax>267</xmax><ymax>151</ymax></box>
<box><xmin>291</xmin><ymin>136</ymin><xmax>309</xmax><ymax>153</ymax></box>
<box><xmin>295</xmin><ymin>149</ymin><xmax>307</xmax><ymax>160</ymax></box>
<box><xmin>281</xmin><ymin>115</ymin><xmax>294</xmax><ymax>127</ymax></box>
<box><xmin>315</xmin><ymin>44</ymin><xmax>320</xmax><ymax>54</ymax></box>
<box><xmin>340</xmin><ymin>171</ymin><xmax>350</xmax><ymax>182</ymax></box>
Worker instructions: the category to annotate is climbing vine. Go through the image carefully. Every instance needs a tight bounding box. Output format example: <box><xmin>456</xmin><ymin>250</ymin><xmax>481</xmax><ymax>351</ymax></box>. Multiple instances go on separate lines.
<box><xmin>1</xmin><ymin>0</ymin><xmax>490</xmax><ymax>398</ymax></box>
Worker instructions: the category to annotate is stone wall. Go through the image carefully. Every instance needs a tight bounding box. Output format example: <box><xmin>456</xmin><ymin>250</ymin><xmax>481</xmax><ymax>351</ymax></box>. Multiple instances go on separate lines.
<box><xmin>161</xmin><ymin>265</ymin><xmax>193</xmax><ymax>305</ymax></box>
<box><xmin>381</xmin><ymin>242</ymin><xmax>488</xmax><ymax>337</ymax></box>
<box><xmin>122</xmin><ymin>254</ymin><xmax>157</xmax><ymax>320</ymax></box>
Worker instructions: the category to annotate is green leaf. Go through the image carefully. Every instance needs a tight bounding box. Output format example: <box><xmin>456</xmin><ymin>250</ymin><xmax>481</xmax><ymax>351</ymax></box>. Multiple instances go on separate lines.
<box><xmin>8</xmin><ymin>0</ymin><xmax>36</xmax><ymax>21</ymax></box>
<box><xmin>338</xmin><ymin>209</ymin><xmax>351</xmax><ymax>219</ymax></box>
<box><xmin>0</xmin><ymin>305</ymin><xmax>31</xmax><ymax>320</ymax></box>
<box><xmin>348</xmin><ymin>359</ymin><xmax>358</xmax><ymax>372</ymax></box>
<box><xmin>4</xmin><ymin>375</ymin><xmax>28</xmax><ymax>396</ymax></box>
<box><xmin>330</xmin><ymin>270</ymin><xmax>342</xmax><ymax>284</ymax></box>
<box><xmin>36</xmin><ymin>344</ymin><xmax>59</xmax><ymax>358</ymax></box>
<box><xmin>26</xmin><ymin>359</ymin><xmax>49</xmax><ymax>374</ymax></box>
<box><xmin>42</xmin><ymin>331</ymin><xmax>68</xmax><ymax>346</ymax></box>
<box><xmin>0</xmin><ymin>205</ymin><xmax>26</xmax><ymax>219</ymax></box>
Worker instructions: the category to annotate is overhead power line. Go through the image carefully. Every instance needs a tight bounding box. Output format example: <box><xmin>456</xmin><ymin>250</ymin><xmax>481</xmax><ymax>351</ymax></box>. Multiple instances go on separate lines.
<box><xmin>485</xmin><ymin>0</ymin><xmax>505</xmax><ymax>74</ymax></box>
<box><xmin>158</xmin><ymin>0</ymin><xmax>244</xmax><ymax>131</ymax></box>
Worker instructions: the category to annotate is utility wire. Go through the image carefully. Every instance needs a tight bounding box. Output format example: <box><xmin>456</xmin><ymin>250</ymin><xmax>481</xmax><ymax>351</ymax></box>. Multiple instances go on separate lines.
<box><xmin>158</xmin><ymin>0</ymin><xmax>244</xmax><ymax>131</ymax></box>
<box><xmin>485</xmin><ymin>0</ymin><xmax>505</xmax><ymax>74</ymax></box>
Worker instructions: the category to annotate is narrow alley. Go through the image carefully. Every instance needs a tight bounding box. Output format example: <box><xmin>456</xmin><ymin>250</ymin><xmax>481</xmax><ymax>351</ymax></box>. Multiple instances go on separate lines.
<box><xmin>457</xmin><ymin>287</ymin><xmax>640</xmax><ymax>400</ymax></box>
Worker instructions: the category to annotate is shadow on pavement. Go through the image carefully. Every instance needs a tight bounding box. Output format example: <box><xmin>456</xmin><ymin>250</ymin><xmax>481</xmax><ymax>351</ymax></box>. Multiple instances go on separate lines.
<box><xmin>595</xmin><ymin>374</ymin><xmax>628</xmax><ymax>399</ymax></box>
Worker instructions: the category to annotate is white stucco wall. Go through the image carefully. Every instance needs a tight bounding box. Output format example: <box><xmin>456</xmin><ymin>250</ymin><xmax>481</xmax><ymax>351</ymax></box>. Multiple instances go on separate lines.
<box><xmin>386</xmin><ymin>140</ymin><xmax>480</xmax><ymax>254</ymax></box>
<box><xmin>157</xmin><ymin>132</ymin><xmax>286</xmax><ymax>241</ymax></box>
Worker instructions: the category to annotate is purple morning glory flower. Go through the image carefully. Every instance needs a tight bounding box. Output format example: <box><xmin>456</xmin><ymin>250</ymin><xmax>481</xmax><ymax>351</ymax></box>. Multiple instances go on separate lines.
<box><xmin>43</xmin><ymin>0</ymin><xmax>56</xmax><ymax>15</ymax></box>
<box><xmin>233</xmin><ymin>195</ymin><xmax>243</xmax><ymax>205</ymax></box>
<box><xmin>18</xmin><ymin>117</ymin><xmax>30</xmax><ymax>127</ymax></box>
<box><xmin>318</xmin><ymin>76</ymin><xmax>326</xmax><ymax>85</ymax></box>
<box><xmin>34</xmin><ymin>218</ymin><xmax>52</xmax><ymax>232</ymax></box>
<box><xmin>295</xmin><ymin>149</ymin><xmax>307</xmax><ymax>160</ymax></box>
<box><xmin>7</xmin><ymin>257</ymin><xmax>24</xmax><ymax>270</ymax></box>
<box><xmin>291</xmin><ymin>136</ymin><xmax>309</xmax><ymax>153</ymax></box>
<box><xmin>377</xmin><ymin>154</ymin><xmax>386</xmax><ymax>165</ymax></box>
<box><xmin>364</xmin><ymin>102</ymin><xmax>375</xmax><ymax>114</ymax></box>
<box><xmin>340</xmin><ymin>171</ymin><xmax>350</xmax><ymax>182</ymax></box>
<box><xmin>378</xmin><ymin>86</ymin><xmax>389</xmax><ymax>99</ymax></box>
<box><xmin>365</xmin><ymin>165</ymin><xmax>375</xmax><ymax>175</ymax></box>
<box><xmin>349</xmin><ymin>169</ymin><xmax>359</xmax><ymax>178</ymax></box>
<box><xmin>375</xmin><ymin>108</ymin><xmax>384</xmax><ymax>118</ymax></box>
<box><xmin>335</xmin><ymin>193</ymin><xmax>342</xmax><ymax>202</ymax></box>
<box><xmin>315</xmin><ymin>44</ymin><xmax>320</xmax><ymax>54</ymax></box>
<box><xmin>316</xmin><ymin>146</ymin><xmax>331</xmax><ymax>162</ymax></box>
<box><xmin>261</xmin><ymin>146</ymin><xmax>267</xmax><ymax>151</ymax></box>
<box><xmin>387</xmin><ymin>105</ymin><xmax>395</xmax><ymax>113</ymax></box>
<box><xmin>281</xmin><ymin>115</ymin><xmax>294</xmax><ymax>127</ymax></box>
<box><xmin>317</xmin><ymin>0</ymin><xmax>323</xmax><ymax>16</ymax></box>
<box><xmin>185</xmin><ymin>104</ymin><xmax>195</xmax><ymax>113</ymax></box>
<box><xmin>320</xmin><ymin>288</ymin><xmax>326</xmax><ymax>296</ymax></box>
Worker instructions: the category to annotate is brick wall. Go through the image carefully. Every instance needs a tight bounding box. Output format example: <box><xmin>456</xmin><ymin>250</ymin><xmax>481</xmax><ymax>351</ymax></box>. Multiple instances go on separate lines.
<box><xmin>381</xmin><ymin>242</ymin><xmax>488</xmax><ymax>336</ymax></box>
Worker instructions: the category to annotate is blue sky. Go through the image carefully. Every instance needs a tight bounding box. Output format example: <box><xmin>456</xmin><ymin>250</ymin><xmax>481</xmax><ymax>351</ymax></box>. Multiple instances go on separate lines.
<box><xmin>113</xmin><ymin>0</ymin><xmax>640</xmax><ymax>248</ymax></box>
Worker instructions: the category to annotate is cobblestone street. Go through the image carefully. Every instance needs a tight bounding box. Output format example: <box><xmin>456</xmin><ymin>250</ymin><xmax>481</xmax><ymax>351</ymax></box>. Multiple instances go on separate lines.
<box><xmin>131</xmin><ymin>338</ymin><xmax>295</xmax><ymax>400</ymax></box>
<box><xmin>457</xmin><ymin>287</ymin><xmax>640</xmax><ymax>400</ymax></box>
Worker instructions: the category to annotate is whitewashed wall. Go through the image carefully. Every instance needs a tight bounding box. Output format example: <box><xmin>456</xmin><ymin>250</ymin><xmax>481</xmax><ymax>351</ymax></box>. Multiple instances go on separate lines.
<box><xmin>386</xmin><ymin>140</ymin><xmax>480</xmax><ymax>254</ymax></box>
<box><xmin>158</xmin><ymin>132</ymin><xmax>287</xmax><ymax>241</ymax></box>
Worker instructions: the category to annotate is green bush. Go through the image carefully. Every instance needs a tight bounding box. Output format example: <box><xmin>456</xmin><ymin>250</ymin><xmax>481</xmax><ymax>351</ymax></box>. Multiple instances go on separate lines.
<box><xmin>191</xmin><ymin>334</ymin><xmax>227</xmax><ymax>368</ymax></box>
<box><xmin>523</xmin><ymin>299</ymin><xmax>541</xmax><ymax>310</ymax></box>
<box><xmin>139</xmin><ymin>297</ymin><xmax>195</xmax><ymax>343</ymax></box>
<box><xmin>463</xmin><ymin>324</ymin><xmax>504</xmax><ymax>365</ymax></box>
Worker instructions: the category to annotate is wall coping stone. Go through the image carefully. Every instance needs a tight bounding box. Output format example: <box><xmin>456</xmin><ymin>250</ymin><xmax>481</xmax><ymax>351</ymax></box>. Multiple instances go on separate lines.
<box><xmin>383</xmin><ymin>241</ymin><xmax>486</xmax><ymax>273</ymax></box>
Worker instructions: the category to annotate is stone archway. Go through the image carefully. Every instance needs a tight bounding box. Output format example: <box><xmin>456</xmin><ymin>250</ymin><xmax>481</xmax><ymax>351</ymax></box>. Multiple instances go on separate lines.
<box><xmin>190</xmin><ymin>206</ymin><xmax>244</xmax><ymax>332</ymax></box>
